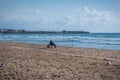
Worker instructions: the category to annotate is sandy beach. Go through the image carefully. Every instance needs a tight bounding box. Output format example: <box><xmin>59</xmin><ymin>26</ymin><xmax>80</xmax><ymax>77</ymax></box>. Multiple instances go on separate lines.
<box><xmin>0</xmin><ymin>41</ymin><xmax>120</xmax><ymax>80</ymax></box>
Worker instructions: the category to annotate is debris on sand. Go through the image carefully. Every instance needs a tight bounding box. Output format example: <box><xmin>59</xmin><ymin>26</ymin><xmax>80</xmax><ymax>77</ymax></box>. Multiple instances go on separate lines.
<box><xmin>0</xmin><ymin>63</ymin><xmax>4</xmax><ymax>67</ymax></box>
<box><xmin>105</xmin><ymin>61</ymin><xmax>112</xmax><ymax>65</ymax></box>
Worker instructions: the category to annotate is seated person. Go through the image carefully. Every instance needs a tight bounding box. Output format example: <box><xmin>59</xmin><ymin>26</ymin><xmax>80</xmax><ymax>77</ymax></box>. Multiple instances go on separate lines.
<box><xmin>47</xmin><ymin>40</ymin><xmax>56</xmax><ymax>48</ymax></box>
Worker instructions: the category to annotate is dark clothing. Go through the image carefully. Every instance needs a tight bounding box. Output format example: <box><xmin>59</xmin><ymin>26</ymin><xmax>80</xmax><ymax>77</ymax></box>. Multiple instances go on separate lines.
<box><xmin>47</xmin><ymin>40</ymin><xmax>56</xmax><ymax>48</ymax></box>
<box><xmin>49</xmin><ymin>40</ymin><xmax>55</xmax><ymax>46</ymax></box>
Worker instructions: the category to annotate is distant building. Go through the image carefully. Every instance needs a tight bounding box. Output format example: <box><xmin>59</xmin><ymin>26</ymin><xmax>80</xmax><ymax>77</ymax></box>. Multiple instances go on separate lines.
<box><xmin>62</xmin><ymin>30</ymin><xmax>67</xmax><ymax>33</ymax></box>
<box><xmin>0</xmin><ymin>29</ymin><xmax>89</xmax><ymax>34</ymax></box>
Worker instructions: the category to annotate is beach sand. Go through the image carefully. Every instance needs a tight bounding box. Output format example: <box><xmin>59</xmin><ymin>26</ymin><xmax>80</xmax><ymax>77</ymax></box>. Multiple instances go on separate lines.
<box><xmin>0</xmin><ymin>41</ymin><xmax>120</xmax><ymax>80</ymax></box>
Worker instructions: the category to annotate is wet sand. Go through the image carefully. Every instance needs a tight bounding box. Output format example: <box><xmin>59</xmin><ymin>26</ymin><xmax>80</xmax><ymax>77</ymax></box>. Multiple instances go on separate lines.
<box><xmin>0</xmin><ymin>41</ymin><xmax>120</xmax><ymax>80</ymax></box>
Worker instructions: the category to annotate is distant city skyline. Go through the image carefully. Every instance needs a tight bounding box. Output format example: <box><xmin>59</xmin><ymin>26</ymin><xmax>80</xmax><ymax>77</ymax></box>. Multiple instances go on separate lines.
<box><xmin>0</xmin><ymin>0</ymin><xmax>120</xmax><ymax>33</ymax></box>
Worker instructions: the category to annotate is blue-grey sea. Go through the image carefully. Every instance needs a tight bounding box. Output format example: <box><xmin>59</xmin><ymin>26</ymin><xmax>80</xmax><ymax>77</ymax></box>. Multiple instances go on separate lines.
<box><xmin>0</xmin><ymin>33</ymin><xmax>120</xmax><ymax>50</ymax></box>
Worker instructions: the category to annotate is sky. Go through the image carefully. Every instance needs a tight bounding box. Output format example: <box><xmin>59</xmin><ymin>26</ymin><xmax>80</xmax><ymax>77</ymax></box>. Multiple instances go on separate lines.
<box><xmin>0</xmin><ymin>0</ymin><xmax>120</xmax><ymax>33</ymax></box>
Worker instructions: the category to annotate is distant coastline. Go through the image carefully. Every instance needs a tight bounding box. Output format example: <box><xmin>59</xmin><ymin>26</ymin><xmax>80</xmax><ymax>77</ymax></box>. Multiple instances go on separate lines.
<box><xmin>0</xmin><ymin>29</ymin><xmax>90</xmax><ymax>34</ymax></box>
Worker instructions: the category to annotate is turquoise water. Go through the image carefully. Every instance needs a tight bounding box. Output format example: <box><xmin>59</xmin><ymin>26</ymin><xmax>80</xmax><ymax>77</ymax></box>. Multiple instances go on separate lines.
<box><xmin>0</xmin><ymin>33</ymin><xmax>120</xmax><ymax>50</ymax></box>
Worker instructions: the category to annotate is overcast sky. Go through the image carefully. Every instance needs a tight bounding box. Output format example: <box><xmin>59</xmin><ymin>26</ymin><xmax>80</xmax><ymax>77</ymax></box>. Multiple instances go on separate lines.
<box><xmin>0</xmin><ymin>0</ymin><xmax>120</xmax><ymax>33</ymax></box>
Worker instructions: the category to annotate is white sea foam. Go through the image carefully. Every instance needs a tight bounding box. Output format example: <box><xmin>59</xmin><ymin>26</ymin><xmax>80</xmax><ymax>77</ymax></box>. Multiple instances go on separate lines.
<box><xmin>0</xmin><ymin>33</ymin><xmax>120</xmax><ymax>50</ymax></box>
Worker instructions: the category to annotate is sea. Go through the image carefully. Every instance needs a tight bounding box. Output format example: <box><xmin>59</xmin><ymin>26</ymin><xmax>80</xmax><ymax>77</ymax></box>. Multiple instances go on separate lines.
<box><xmin>0</xmin><ymin>33</ymin><xmax>120</xmax><ymax>50</ymax></box>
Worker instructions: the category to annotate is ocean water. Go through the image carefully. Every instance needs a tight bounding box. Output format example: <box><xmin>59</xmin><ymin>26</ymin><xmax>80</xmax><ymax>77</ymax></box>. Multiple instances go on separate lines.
<box><xmin>0</xmin><ymin>33</ymin><xmax>120</xmax><ymax>50</ymax></box>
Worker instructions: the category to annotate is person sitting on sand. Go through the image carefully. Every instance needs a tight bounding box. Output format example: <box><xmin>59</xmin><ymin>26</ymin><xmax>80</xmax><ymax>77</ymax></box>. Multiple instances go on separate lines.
<box><xmin>47</xmin><ymin>40</ymin><xmax>56</xmax><ymax>48</ymax></box>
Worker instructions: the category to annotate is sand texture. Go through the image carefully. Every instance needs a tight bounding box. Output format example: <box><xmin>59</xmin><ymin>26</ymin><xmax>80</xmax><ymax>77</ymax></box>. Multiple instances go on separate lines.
<box><xmin>0</xmin><ymin>41</ymin><xmax>120</xmax><ymax>80</ymax></box>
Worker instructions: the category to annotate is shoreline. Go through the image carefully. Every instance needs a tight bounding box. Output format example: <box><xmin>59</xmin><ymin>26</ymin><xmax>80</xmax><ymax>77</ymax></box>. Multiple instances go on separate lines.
<box><xmin>0</xmin><ymin>41</ymin><xmax>120</xmax><ymax>80</ymax></box>
<box><xmin>1</xmin><ymin>40</ymin><xmax>120</xmax><ymax>51</ymax></box>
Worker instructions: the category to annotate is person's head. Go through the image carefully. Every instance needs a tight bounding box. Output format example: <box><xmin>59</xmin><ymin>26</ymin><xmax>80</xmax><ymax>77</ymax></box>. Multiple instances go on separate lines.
<box><xmin>50</xmin><ymin>40</ymin><xmax>52</xmax><ymax>42</ymax></box>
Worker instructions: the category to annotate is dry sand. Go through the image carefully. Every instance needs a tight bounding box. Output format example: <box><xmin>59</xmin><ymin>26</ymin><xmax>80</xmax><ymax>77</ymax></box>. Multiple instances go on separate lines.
<box><xmin>0</xmin><ymin>41</ymin><xmax>120</xmax><ymax>80</ymax></box>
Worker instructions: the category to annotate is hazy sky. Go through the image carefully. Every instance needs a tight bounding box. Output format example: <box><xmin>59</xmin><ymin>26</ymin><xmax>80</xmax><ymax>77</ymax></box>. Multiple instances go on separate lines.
<box><xmin>0</xmin><ymin>0</ymin><xmax>120</xmax><ymax>33</ymax></box>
